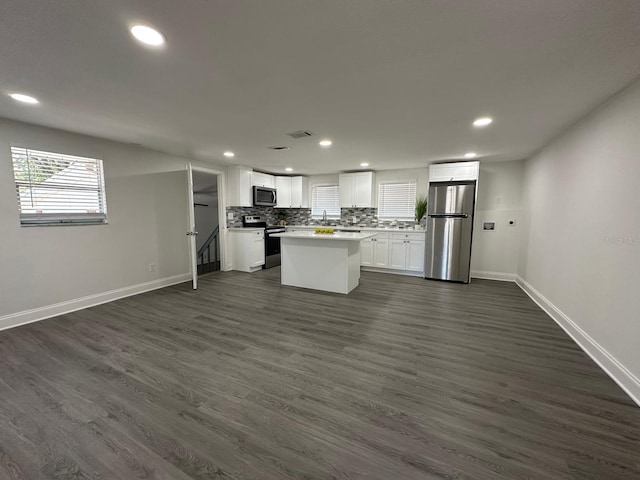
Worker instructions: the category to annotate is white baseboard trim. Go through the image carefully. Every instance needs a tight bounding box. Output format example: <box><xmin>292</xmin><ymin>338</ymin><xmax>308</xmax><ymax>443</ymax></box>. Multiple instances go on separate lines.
<box><xmin>471</xmin><ymin>270</ymin><xmax>516</xmax><ymax>282</ymax></box>
<box><xmin>0</xmin><ymin>273</ymin><xmax>192</xmax><ymax>332</ymax></box>
<box><xmin>515</xmin><ymin>275</ymin><xmax>640</xmax><ymax>407</ymax></box>
<box><xmin>361</xmin><ymin>266</ymin><xmax>424</xmax><ymax>277</ymax></box>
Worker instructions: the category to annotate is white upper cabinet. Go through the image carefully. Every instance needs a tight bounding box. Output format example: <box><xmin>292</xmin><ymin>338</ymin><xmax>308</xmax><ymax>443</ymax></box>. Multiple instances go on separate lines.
<box><xmin>275</xmin><ymin>177</ymin><xmax>291</xmax><ymax>208</ymax></box>
<box><xmin>429</xmin><ymin>161</ymin><xmax>479</xmax><ymax>182</ymax></box>
<box><xmin>339</xmin><ymin>171</ymin><xmax>375</xmax><ymax>208</ymax></box>
<box><xmin>227</xmin><ymin>166</ymin><xmax>253</xmax><ymax>207</ymax></box>
<box><xmin>251</xmin><ymin>171</ymin><xmax>276</xmax><ymax>188</ymax></box>
<box><xmin>275</xmin><ymin>176</ymin><xmax>308</xmax><ymax>208</ymax></box>
<box><xmin>290</xmin><ymin>176</ymin><xmax>309</xmax><ymax>208</ymax></box>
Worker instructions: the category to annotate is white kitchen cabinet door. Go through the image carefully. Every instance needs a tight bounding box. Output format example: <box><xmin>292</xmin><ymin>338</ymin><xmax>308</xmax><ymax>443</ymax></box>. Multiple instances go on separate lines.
<box><xmin>361</xmin><ymin>233</ymin><xmax>390</xmax><ymax>268</ymax></box>
<box><xmin>373</xmin><ymin>237</ymin><xmax>389</xmax><ymax>268</ymax></box>
<box><xmin>339</xmin><ymin>173</ymin><xmax>355</xmax><ymax>207</ymax></box>
<box><xmin>388</xmin><ymin>232</ymin><xmax>425</xmax><ymax>271</ymax></box>
<box><xmin>406</xmin><ymin>240</ymin><xmax>425</xmax><ymax>272</ymax></box>
<box><xmin>339</xmin><ymin>172</ymin><xmax>374</xmax><ymax>208</ymax></box>
<box><xmin>227</xmin><ymin>166</ymin><xmax>253</xmax><ymax>207</ymax></box>
<box><xmin>429</xmin><ymin>161</ymin><xmax>479</xmax><ymax>182</ymax></box>
<box><xmin>275</xmin><ymin>176</ymin><xmax>292</xmax><ymax>208</ymax></box>
<box><xmin>291</xmin><ymin>176</ymin><xmax>308</xmax><ymax>208</ymax></box>
<box><xmin>360</xmin><ymin>238</ymin><xmax>374</xmax><ymax>266</ymax></box>
<box><xmin>389</xmin><ymin>239</ymin><xmax>407</xmax><ymax>270</ymax></box>
<box><xmin>250</xmin><ymin>234</ymin><xmax>265</xmax><ymax>267</ymax></box>
<box><xmin>252</xmin><ymin>172</ymin><xmax>276</xmax><ymax>188</ymax></box>
<box><xmin>353</xmin><ymin>171</ymin><xmax>375</xmax><ymax>207</ymax></box>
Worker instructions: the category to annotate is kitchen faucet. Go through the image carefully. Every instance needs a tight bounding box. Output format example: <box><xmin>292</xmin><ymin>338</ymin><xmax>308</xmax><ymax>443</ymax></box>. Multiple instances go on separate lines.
<box><xmin>322</xmin><ymin>210</ymin><xmax>327</xmax><ymax>225</ymax></box>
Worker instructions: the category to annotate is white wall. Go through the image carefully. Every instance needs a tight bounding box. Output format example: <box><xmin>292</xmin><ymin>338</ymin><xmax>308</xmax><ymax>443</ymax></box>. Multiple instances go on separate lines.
<box><xmin>471</xmin><ymin>160</ymin><xmax>524</xmax><ymax>280</ymax></box>
<box><xmin>0</xmin><ymin>118</ymin><xmax>201</xmax><ymax>327</ymax></box>
<box><xmin>518</xmin><ymin>81</ymin><xmax>640</xmax><ymax>403</ymax></box>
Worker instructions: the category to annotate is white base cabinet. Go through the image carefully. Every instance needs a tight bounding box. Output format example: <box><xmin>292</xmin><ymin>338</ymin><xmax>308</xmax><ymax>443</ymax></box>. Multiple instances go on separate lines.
<box><xmin>230</xmin><ymin>229</ymin><xmax>265</xmax><ymax>272</ymax></box>
<box><xmin>360</xmin><ymin>233</ymin><xmax>389</xmax><ymax>268</ymax></box>
<box><xmin>388</xmin><ymin>232</ymin><xmax>425</xmax><ymax>273</ymax></box>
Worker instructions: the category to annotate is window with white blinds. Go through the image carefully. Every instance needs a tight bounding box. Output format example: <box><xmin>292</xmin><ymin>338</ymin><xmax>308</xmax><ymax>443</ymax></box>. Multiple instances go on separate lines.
<box><xmin>377</xmin><ymin>180</ymin><xmax>417</xmax><ymax>220</ymax></box>
<box><xmin>311</xmin><ymin>184</ymin><xmax>340</xmax><ymax>219</ymax></box>
<box><xmin>11</xmin><ymin>147</ymin><xmax>108</xmax><ymax>225</ymax></box>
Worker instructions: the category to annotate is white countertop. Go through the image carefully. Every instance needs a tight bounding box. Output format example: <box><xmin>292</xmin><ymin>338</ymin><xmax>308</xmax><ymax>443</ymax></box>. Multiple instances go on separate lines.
<box><xmin>272</xmin><ymin>231</ymin><xmax>377</xmax><ymax>241</ymax></box>
<box><xmin>228</xmin><ymin>227</ymin><xmax>264</xmax><ymax>231</ymax></box>
<box><xmin>286</xmin><ymin>225</ymin><xmax>426</xmax><ymax>233</ymax></box>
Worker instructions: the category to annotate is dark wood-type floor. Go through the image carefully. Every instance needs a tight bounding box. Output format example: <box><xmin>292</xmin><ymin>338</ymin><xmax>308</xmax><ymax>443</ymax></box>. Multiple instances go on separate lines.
<box><xmin>1</xmin><ymin>269</ymin><xmax>639</xmax><ymax>479</ymax></box>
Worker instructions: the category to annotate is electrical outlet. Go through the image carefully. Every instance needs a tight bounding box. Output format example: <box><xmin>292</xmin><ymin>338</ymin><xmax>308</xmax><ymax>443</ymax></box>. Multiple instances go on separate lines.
<box><xmin>149</xmin><ymin>263</ymin><xmax>157</xmax><ymax>272</ymax></box>
<box><xmin>227</xmin><ymin>212</ymin><xmax>234</xmax><ymax>220</ymax></box>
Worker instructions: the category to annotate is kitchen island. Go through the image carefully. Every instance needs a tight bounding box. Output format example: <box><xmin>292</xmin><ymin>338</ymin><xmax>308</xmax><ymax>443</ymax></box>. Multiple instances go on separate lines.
<box><xmin>271</xmin><ymin>231</ymin><xmax>376</xmax><ymax>294</ymax></box>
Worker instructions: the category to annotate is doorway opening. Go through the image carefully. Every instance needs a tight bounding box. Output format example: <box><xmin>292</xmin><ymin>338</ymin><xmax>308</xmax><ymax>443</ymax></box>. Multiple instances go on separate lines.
<box><xmin>187</xmin><ymin>164</ymin><xmax>227</xmax><ymax>290</ymax></box>
<box><xmin>192</xmin><ymin>170</ymin><xmax>221</xmax><ymax>275</ymax></box>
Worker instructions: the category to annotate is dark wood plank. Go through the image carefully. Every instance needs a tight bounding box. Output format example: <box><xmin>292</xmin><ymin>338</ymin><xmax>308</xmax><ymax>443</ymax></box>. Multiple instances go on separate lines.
<box><xmin>0</xmin><ymin>268</ymin><xmax>639</xmax><ymax>479</ymax></box>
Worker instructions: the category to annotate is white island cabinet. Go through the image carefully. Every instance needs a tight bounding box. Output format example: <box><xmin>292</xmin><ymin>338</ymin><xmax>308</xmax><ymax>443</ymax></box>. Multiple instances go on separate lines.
<box><xmin>272</xmin><ymin>231</ymin><xmax>376</xmax><ymax>294</ymax></box>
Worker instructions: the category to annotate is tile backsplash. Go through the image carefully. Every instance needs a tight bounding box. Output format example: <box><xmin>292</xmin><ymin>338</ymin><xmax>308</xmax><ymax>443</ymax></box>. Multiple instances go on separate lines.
<box><xmin>226</xmin><ymin>206</ymin><xmax>422</xmax><ymax>228</ymax></box>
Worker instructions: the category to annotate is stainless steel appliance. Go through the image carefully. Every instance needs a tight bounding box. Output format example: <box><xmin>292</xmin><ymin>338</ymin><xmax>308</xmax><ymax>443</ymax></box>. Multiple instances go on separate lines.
<box><xmin>264</xmin><ymin>225</ymin><xmax>285</xmax><ymax>268</ymax></box>
<box><xmin>424</xmin><ymin>181</ymin><xmax>476</xmax><ymax>283</ymax></box>
<box><xmin>252</xmin><ymin>186</ymin><xmax>277</xmax><ymax>207</ymax></box>
<box><xmin>242</xmin><ymin>215</ymin><xmax>284</xmax><ymax>268</ymax></box>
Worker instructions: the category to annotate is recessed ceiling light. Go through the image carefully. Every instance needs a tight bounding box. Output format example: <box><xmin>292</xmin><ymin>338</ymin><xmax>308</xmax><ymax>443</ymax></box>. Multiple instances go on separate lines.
<box><xmin>360</xmin><ymin>162</ymin><xmax>370</xmax><ymax>167</ymax></box>
<box><xmin>223</xmin><ymin>151</ymin><xmax>235</xmax><ymax>158</ymax></box>
<box><xmin>319</xmin><ymin>139</ymin><xmax>332</xmax><ymax>147</ymax></box>
<box><xmin>9</xmin><ymin>93</ymin><xmax>39</xmax><ymax>104</ymax></box>
<box><xmin>464</xmin><ymin>152</ymin><xmax>477</xmax><ymax>158</ymax></box>
<box><xmin>473</xmin><ymin>117</ymin><xmax>493</xmax><ymax>127</ymax></box>
<box><xmin>285</xmin><ymin>167</ymin><xmax>293</xmax><ymax>172</ymax></box>
<box><xmin>130</xmin><ymin>25</ymin><xmax>165</xmax><ymax>46</ymax></box>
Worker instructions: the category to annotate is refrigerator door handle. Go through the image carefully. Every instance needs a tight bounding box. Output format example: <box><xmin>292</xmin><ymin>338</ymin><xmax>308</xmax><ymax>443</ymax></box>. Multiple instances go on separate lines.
<box><xmin>429</xmin><ymin>213</ymin><xmax>469</xmax><ymax>218</ymax></box>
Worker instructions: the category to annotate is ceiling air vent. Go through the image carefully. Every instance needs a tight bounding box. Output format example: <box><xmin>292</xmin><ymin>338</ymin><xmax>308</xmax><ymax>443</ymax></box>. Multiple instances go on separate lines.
<box><xmin>286</xmin><ymin>130</ymin><xmax>313</xmax><ymax>139</ymax></box>
<box><xmin>268</xmin><ymin>146</ymin><xmax>290</xmax><ymax>151</ymax></box>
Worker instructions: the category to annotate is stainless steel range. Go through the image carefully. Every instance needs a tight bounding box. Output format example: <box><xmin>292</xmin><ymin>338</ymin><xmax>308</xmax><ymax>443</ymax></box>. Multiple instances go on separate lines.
<box><xmin>242</xmin><ymin>215</ymin><xmax>286</xmax><ymax>269</ymax></box>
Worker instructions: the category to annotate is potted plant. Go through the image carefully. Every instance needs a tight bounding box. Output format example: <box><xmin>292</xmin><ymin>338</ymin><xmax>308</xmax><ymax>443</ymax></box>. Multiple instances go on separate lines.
<box><xmin>415</xmin><ymin>195</ymin><xmax>428</xmax><ymax>229</ymax></box>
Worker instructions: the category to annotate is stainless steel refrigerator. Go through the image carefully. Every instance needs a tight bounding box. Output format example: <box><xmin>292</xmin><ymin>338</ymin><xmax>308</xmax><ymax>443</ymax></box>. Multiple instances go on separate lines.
<box><xmin>424</xmin><ymin>181</ymin><xmax>476</xmax><ymax>283</ymax></box>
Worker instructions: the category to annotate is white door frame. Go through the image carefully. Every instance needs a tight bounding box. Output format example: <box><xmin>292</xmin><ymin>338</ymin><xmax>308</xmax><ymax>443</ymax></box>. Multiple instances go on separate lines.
<box><xmin>186</xmin><ymin>162</ymin><xmax>228</xmax><ymax>290</ymax></box>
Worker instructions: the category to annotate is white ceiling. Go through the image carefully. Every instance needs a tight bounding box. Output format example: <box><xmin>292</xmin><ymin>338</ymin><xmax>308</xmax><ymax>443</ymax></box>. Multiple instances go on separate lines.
<box><xmin>1</xmin><ymin>1</ymin><xmax>639</xmax><ymax>175</ymax></box>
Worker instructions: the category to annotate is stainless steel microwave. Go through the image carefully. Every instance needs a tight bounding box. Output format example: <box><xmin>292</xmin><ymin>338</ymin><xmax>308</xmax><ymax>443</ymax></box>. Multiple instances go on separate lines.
<box><xmin>253</xmin><ymin>186</ymin><xmax>277</xmax><ymax>207</ymax></box>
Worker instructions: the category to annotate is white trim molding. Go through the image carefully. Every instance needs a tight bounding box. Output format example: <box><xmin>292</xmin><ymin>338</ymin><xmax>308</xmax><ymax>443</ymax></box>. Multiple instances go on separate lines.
<box><xmin>516</xmin><ymin>275</ymin><xmax>640</xmax><ymax>407</ymax></box>
<box><xmin>471</xmin><ymin>270</ymin><xmax>516</xmax><ymax>282</ymax></box>
<box><xmin>0</xmin><ymin>273</ymin><xmax>191</xmax><ymax>332</ymax></box>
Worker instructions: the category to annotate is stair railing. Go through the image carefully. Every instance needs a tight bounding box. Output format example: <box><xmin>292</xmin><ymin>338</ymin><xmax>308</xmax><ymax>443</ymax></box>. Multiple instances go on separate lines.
<box><xmin>197</xmin><ymin>225</ymin><xmax>220</xmax><ymax>274</ymax></box>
